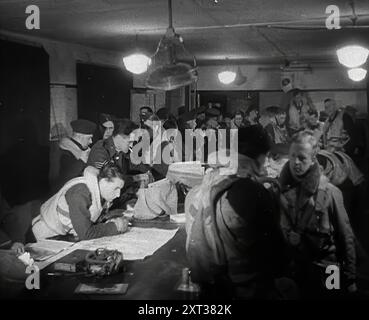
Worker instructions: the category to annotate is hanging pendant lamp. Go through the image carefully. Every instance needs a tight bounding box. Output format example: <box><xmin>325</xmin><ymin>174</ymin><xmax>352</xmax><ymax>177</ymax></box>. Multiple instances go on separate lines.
<box><xmin>146</xmin><ymin>0</ymin><xmax>198</xmax><ymax>91</ymax></box>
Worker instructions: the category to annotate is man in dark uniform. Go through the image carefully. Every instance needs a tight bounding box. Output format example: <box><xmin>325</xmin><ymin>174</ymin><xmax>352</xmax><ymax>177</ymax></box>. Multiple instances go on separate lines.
<box><xmin>55</xmin><ymin>119</ymin><xmax>96</xmax><ymax>191</ymax></box>
<box><xmin>88</xmin><ymin>119</ymin><xmax>151</xmax><ymax>208</ymax></box>
<box><xmin>88</xmin><ymin>119</ymin><xmax>138</xmax><ymax>172</ymax></box>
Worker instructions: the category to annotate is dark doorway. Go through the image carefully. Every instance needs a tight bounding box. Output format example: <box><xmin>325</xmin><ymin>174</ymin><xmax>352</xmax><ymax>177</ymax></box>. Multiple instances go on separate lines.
<box><xmin>77</xmin><ymin>63</ymin><xmax>133</xmax><ymax>124</ymax></box>
<box><xmin>0</xmin><ymin>40</ymin><xmax>50</xmax><ymax>205</ymax></box>
<box><xmin>198</xmin><ymin>91</ymin><xmax>259</xmax><ymax>116</ymax></box>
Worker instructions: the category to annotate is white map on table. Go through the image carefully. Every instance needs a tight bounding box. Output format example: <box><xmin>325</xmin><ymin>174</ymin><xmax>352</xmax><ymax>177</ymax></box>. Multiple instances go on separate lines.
<box><xmin>35</xmin><ymin>227</ymin><xmax>179</xmax><ymax>270</ymax></box>
<box><xmin>75</xmin><ymin>227</ymin><xmax>179</xmax><ymax>260</ymax></box>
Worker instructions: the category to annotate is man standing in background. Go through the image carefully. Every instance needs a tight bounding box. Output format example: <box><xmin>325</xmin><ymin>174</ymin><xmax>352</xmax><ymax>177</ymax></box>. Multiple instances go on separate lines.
<box><xmin>323</xmin><ymin>98</ymin><xmax>358</xmax><ymax>156</ymax></box>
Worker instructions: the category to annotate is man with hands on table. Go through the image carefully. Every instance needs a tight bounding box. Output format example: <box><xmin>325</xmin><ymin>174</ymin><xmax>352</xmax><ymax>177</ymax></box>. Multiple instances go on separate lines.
<box><xmin>32</xmin><ymin>164</ymin><xmax>129</xmax><ymax>241</ymax></box>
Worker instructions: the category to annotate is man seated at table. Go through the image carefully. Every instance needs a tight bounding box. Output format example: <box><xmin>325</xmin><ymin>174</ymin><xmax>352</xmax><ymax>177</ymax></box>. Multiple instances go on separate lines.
<box><xmin>32</xmin><ymin>164</ymin><xmax>129</xmax><ymax>241</ymax></box>
<box><xmin>185</xmin><ymin>126</ymin><xmax>286</xmax><ymax>299</ymax></box>
<box><xmin>88</xmin><ymin>119</ymin><xmax>152</xmax><ymax>209</ymax></box>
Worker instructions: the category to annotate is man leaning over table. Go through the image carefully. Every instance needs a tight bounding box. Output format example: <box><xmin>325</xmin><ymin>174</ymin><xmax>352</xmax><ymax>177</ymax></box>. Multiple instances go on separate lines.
<box><xmin>32</xmin><ymin>164</ymin><xmax>129</xmax><ymax>241</ymax></box>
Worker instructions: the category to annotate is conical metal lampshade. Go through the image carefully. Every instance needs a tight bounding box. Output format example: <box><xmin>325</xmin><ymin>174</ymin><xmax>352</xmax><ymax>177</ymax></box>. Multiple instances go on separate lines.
<box><xmin>146</xmin><ymin>63</ymin><xmax>197</xmax><ymax>91</ymax></box>
<box><xmin>234</xmin><ymin>66</ymin><xmax>247</xmax><ymax>86</ymax></box>
<box><xmin>146</xmin><ymin>0</ymin><xmax>198</xmax><ymax>91</ymax></box>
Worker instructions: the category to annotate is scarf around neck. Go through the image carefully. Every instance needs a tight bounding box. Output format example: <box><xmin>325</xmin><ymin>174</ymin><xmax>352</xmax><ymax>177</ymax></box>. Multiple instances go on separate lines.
<box><xmin>279</xmin><ymin>161</ymin><xmax>321</xmax><ymax>196</ymax></box>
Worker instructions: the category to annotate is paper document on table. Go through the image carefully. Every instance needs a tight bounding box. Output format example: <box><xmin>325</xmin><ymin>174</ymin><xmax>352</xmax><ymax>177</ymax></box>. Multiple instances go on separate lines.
<box><xmin>25</xmin><ymin>240</ymin><xmax>74</xmax><ymax>261</ymax></box>
<box><xmin>75</xmin><ymin>227</ymin><xmax>179</xmax><ymax>260</ymax></box>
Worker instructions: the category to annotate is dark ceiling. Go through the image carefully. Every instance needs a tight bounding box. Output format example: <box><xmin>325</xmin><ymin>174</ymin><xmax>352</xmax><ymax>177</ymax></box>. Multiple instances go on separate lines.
<box><xmin>1</xmin><ymin>0</ymin><xmax>369</xmax><ymax>64</ymax></box>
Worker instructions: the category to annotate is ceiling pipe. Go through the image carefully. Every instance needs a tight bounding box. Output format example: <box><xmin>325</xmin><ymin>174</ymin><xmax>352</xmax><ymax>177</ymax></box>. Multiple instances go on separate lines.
<box><xmin>254</xmin><ymin>27</ymin><xmax>287</xmax><ymax>58</ymax></box>
<box><xmin>259</xmin><ymin>25</ymin><xmax>369</xmax><ymax>31</ymax></box>
<box><xmin>132</xmin><ymin>13</ymin><xmax>369</xmax><ymax>34</ymax></box>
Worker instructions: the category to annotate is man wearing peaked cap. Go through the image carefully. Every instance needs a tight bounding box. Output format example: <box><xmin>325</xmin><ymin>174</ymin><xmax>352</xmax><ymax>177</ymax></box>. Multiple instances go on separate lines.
<box><xmin>54</xmin><ymin>119</ymin><xmax>96</xmax><ymax>192</ymax></box>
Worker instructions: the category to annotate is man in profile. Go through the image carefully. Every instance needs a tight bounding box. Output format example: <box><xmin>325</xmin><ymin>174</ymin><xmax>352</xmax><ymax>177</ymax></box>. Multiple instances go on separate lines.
<box><xmin>139</xmin><ymin>106</ymin><xmax>153</xmax><ymax>127</ymax></box>
<box><xmin>88</xmin><ymin>119</ymin><xmax>150</xmax><ymax>208</ymax></box>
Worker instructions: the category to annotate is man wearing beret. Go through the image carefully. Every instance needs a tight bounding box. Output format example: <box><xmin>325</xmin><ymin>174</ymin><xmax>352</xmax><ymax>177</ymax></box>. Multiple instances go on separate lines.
<box><xmin>55</xmin><ymin>119</ymin><xmax>96</xmax><ymax>191</ymax></box>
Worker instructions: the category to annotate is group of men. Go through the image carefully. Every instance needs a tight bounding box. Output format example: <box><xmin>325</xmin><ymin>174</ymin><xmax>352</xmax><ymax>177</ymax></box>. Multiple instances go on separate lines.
<box><xmin>186</xmin><ymin>127</ymin><xmax>360</xmax><ymax>300</ymax></box>
<box><xmin>0</xmin><ymin>99</ymin><xmax>367</xmax><ymax>300</ymax></box>
<box><xmin>263</xmin><ymin>91</ymin><xmax>362</xmax><ymax>159</ymax></box>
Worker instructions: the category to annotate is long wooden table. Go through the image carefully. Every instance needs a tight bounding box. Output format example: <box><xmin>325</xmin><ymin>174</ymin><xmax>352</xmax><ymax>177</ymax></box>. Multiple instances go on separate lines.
<box><xmin>4</xmin><ymin>223</ymin><xmax>197</xmax><ymax>300</ymax></box>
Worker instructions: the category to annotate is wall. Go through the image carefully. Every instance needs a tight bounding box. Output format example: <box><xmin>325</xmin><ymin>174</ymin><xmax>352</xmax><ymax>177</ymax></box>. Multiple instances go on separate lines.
<box><xmin>198</xmin><ymin>65</ymin><xmax>367</xmax><ymax>115</ymax></box>
<box><xmin>0</xmin><ymin>31</ymin><xmax>123</xmax><ymax>137</ymax></box>
<box><xmin>134</xmin><ymin>62</ymin><xmax>368</xmax><ymax>114</ymax></box>
<box><xmin>1</xmin><ymin>30</ymin><xmax>367</xmax><ymax>122</ymax></box>
<box><xmin>196</xmin><ymin>64</ymin><xmax>366</xmax><ymax>91</ymax></box>
<box><xmin>0</xmin><ymin>39</ymin><xmax>51</xmax><ymax>204</ymax></box>
<box><xmin>259</xmin><ymin>90</ymin><xmax>367</xmax><ymax>116</ymax></box>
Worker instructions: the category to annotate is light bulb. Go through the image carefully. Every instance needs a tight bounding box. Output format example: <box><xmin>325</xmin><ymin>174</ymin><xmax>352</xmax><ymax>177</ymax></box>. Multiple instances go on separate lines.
<box><xmin>347</xmin><ymin>68</ymin><xmax>367</xmax><ymax>81</ymax></box>
<box><xmin>337</xmin><ymin>45</ymin><xmax>369</xmax><ymax>68</ymax></box>
<box><xmin>123</xmin><ymin>53</ymin><xmax>151</xmax><ymax>74</ymax></box>
<box><xmin>218</xmin><ymin>71</ymin><xmax>236</xmax><ymax>84</ymax></box>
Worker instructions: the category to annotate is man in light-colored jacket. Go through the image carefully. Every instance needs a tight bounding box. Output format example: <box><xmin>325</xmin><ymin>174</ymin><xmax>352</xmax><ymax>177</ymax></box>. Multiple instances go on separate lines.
<box><xmin>279</xmin><ymin>130</ymin><xmax>357</xmax><ymax>298</ymax></box>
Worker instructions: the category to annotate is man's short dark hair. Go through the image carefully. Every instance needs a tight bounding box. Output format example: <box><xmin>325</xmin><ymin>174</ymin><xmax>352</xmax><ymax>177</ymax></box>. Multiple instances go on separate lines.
<box><xmin>324</xmin><ymin>98</ymin><xmax>333</xmax><ymax>104</ymax></box>
<box><xmin>234</xmin><ymin>111</ymin><xmax>244</xmax><ymax>118</ymax></box>
<box><xmin>98</xmin><ymin>163</ymin><xmax>124</xmax><ymax>182</ymax></box>
<box><xmin>140</xmin><ymin>106</ymin><xmax>153</xmax><ymax>114</ymax></box>
<box><xmin>113</xmin><ymin>119</ymin><xmax>138</xmax><ymax>137</ymax></box>
<box><xmin>245</xmin><ymin>106</ymin><xmax>258</xmax><ymax>116</ymax></box>
<box><xmin>163</xmin><ymin>119</ymin><xmax>178</xmax><ymax>130</ymax></box>
<box><xmin>307</xmin><ymin>108</ymin><xmax>318</xmax><ymax>117</ymax></box>
<box><xmin>291</xmin><ymin>88</ymin><xmax>302</xmax><ymax>97</ymax></box>
<box><xmin>238</xmin><ymin>126</ymin><xmax>271</xmax><ymax>159</ymax></box>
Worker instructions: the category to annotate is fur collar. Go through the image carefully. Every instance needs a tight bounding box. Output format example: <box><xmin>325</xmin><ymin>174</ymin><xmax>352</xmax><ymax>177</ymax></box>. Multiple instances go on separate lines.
<box><xmin>279</xmin><ymin>161</ymin><xmax>321</xmax><ymax>196</ymax></box>
<box><xmin>59</xmin><ymin>137</ymin><xmax>90</xmax><ymax>162</ymax></box>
